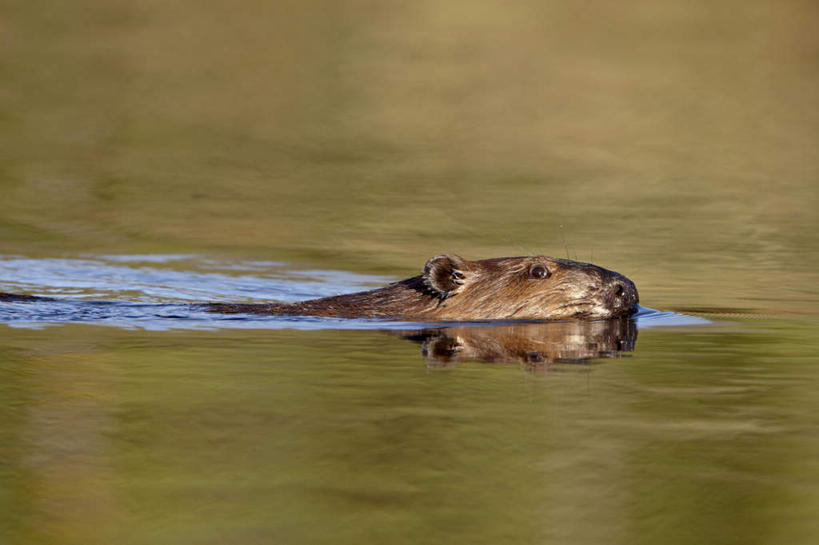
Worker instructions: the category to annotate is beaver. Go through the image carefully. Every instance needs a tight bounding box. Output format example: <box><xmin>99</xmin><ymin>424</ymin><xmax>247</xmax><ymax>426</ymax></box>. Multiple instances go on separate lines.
<box><xmin>207</xmin><ymin>254</ymin><xmax>639</xmax><ymax>321</ymax></box>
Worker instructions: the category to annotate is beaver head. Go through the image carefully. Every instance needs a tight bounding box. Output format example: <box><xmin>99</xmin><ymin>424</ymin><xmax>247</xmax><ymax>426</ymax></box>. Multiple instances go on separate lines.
<box><xmin>418</xmin><ymin>254</ymin><xmax>639</xmax><ymax>321</ymax></box>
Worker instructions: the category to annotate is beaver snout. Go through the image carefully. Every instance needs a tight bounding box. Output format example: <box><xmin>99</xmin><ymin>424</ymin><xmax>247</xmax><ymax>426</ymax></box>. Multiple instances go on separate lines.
<box><xmin>606</xmin><ymin>274</ymin><xmax>639</xmax><ymax>315</ymax></box>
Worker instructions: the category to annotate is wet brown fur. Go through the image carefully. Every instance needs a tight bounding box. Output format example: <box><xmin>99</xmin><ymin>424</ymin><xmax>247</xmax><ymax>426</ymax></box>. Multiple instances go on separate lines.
<box><xmin>207</xmin><ymin>255</ymin><xmax>639</xmax><ymax>321</ymax></box>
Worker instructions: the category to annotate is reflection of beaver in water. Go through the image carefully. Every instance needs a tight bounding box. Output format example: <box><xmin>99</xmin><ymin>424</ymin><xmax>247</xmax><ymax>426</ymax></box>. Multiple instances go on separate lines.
<box><xmin>396</xmin><ymin>319</ymin><xmax>637</xmax><ymax>368</ymax></box>
<box><xmin>209</xmin><ymin>254</ymin><xmax>639</xmax><ymax>321</ymax></box>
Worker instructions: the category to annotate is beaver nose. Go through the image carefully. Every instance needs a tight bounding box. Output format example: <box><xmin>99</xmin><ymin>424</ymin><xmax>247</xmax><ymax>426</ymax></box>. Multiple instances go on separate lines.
<box><xmin>610</xmin><ymin>277</ymin><xmax>639</xmax><ymax>310</ymax></box>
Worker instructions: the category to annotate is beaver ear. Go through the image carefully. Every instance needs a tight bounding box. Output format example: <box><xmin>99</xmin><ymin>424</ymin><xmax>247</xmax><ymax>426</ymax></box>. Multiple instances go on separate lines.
<box><xmin>423</xmin><ymin>254</ymin><xmax>467</xmax><ymax>297</ymax></box>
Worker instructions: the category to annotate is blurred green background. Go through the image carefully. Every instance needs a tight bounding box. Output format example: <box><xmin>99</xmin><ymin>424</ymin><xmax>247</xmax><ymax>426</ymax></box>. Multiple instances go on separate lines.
<box><xmin>2</xmin><ymin>0</ymin><xmax>817</xmax><ymax>313</ymax></box>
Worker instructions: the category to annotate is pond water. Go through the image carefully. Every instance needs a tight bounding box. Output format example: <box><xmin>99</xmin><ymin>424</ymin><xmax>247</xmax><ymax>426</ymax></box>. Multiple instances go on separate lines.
<box><xmin>2</xmin><ymin>1</ymin><xmax>819</xmax><ymax>544</ymax></box>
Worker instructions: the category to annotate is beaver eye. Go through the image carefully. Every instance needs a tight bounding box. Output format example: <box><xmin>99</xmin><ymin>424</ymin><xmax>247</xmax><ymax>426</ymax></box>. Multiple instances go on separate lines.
<box><xmin>530</xmin><ymin>265</ymin><xmax>550</xmax><ymax>279</ymax></box>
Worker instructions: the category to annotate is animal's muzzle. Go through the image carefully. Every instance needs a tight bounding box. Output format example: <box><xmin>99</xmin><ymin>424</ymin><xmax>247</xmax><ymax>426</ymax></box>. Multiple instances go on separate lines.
<box><xmin>607</xmin><ymin>274</ymin><xmax>639</xmax><ymax>315</ymax></box>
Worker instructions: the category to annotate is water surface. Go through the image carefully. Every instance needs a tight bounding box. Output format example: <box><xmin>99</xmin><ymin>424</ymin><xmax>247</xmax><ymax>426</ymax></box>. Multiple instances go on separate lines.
<box><xmin>2</xmin><ymin>254</ymin><xmax>817</xmax><ymax>545</ymax></box>
<box><xmin>2</xmin><ymin>1</ymin><xmax>818</xmax><ymax>544</ymax></box>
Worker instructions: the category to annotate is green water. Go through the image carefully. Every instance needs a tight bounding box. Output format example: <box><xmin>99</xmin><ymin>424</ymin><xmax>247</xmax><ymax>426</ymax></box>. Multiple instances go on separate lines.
<box><xmin>2</xmin><ymin>1</ymin><xmax>819</xmax><ymax>544</ymax></box>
